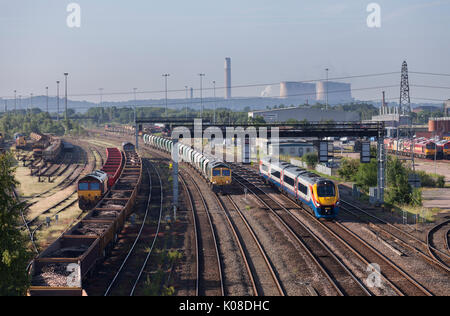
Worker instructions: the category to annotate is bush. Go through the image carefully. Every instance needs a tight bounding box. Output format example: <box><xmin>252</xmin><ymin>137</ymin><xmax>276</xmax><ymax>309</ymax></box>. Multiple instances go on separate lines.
<box><xmin>355</xmin><ymin>158</ymin><xmax>378</xmax><ymax>193</ymax></box>
<box><xmin>436</xmin><ymin>175</ymin><xmax>445</xmax><ymax>188</ymax></box>
<box><xmin>338</xmin><ymin>158</ymin><xmax>360</xmax><ymax>181</ymax></box>
<box><xmin>410</xmin><ymin>188</ymin><xmax>423</xmax><ymax>207</ymax></box>
<box><xmin>415</xmin><ymin>171</ymin><xmax>436</xmax><ymax>187</ymax></box>
<box><xmin>302</xmin><ymin>152</ymin><xmax>318</xmax><ymax>169</ymax></box>
<box><xmin>386</xmin><ymin>158</ymin><xmax>413</xmax><ymax>205</ymax></box>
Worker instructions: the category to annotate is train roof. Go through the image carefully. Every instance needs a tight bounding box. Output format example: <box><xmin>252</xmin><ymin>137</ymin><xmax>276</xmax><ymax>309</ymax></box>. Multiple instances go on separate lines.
<box><xmin>79</xmin><ymin>170</ymin><xmax>108</xmax><ymax>183</ymax></box>
<box><xmin>260</xmin><ymin>157</ymin><xmax>330</xmax><ymax>185</ymax></box>
<box><xmin>208</xmin><ymin>161</ymin><xmax>229</xmax><ymax>169</ymax></box>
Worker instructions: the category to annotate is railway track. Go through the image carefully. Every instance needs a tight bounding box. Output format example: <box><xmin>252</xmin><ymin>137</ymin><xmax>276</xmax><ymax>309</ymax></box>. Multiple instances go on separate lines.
<box><xmin>447</xmin><ymin>229</ymin><xmax>450</xmax><ymax>254</ymax></box>
<box><xmin>216</xmin><ymin>193</ymin><xmax>284</xmax><ymax>296</ymax></box>
<box><xmin>24</xmin><ymin>146</ymin><xmax>92</xmax><ymax>227</ymax></box>
<box><xmin>27</xmin><ymin>144</ymin><xmax>84</xmax><ymax>202</ymax></box>
<box><xmin>427</xmin><ymin>219</ymin><xmax>450</xmax><ymax>270</ymax></box>
<box><xmin>178</xmin><ymin>174</ymin><xmax>200</xmax><ymax>296</ymax></box>
<box><xmin>181</xmin><ymin>171</ymin><xmax>224</xmax><ymax>296</ymax></box>
<box><xmin>231</xmin><ymin>164</ymin><xmax>433</xmax><ymax>296</ymax></box>
<box><xmin>340</xmin><ymin>200</ymin><xmax>450</xmax><ymax>273</ymax></box>
<box><xmin>104</xmin><ymin>160</ymin><xmax>163</xmax><ymax>296</ymax></box>
<box><xmin>39</xmin><ymin>151</ymin><xmax>71</xmax><ymax>178</ymax></box>
<box><xmin>230</xmin><ymin>166</ymin><xmax>370</xmax><ymax>296</ymax></box>
<box><xmin>13</xmin><ymin>189</ymin><xmax>39</xmax><ymax>255</ymax></box>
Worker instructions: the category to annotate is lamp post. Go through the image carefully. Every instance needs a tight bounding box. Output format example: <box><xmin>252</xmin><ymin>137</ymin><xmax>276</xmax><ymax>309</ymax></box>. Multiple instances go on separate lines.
<box><xmin>325</xmin><ymin>68</ymin><xmax>329</xmax><ymax>110</ymax></box>
<box><xmin>162</xmin><ymin>74</ymin><xmax>170</xmax><ymax>118</ymax></box>
<box><xmin>14</xmin><ymin>90</ymin><xmax>16</xmax><ymax>113</ymax></box>
<box><xmin>185</xmin><ymin>86</ymin><xmax>188</xmax><ymax>119</ymax></box>
<box><xmin>30</xmin><ymin>93</ymin><xmax>33</xmax><ymax>115</ymax></box>
<box><xmin>64</xmin><ymin>73</ymin><xmax>68</xmax><ymax>121</ymax></box>
<box><xmin>133</xmin><ymin>88</ymin><xmax>138</xmax><ymax>150</ymax></box>
<box><xmin>99</xmin><ymin>88</ymin><xmax>103</xmax><ymax>125</ymax></box>
<box><xmin>46</xmin><ymin>86</ymin><xmax>49</xmax><ymax>113</ymax></box>
<box><xmin>56</xmin><ymin>81</ymin><xmax>60</xmax><ymax>121</ymax></box>
<box><xmin>213</xmin><ymin>80</ymin><xmax>216</xmax><ymax>124</ymax></box>
<box><xmin>198</xmin><ymin>73</ymin><xmax>205</xmax><ymax>118</ymax></box>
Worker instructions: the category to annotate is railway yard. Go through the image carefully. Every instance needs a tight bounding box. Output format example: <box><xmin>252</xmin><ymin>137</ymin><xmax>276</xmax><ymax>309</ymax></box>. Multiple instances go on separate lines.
<box><xmin>3</xmin><ymin>129</ymin><xmax>449</xmax><ymax>297</ymax></box>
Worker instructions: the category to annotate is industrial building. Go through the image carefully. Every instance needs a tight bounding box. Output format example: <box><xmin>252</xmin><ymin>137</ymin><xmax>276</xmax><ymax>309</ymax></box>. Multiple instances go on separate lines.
<box><xmin>269</xmin><ymin>142</ymin><xmax>315</xmax><ymax>158</ymax></box>
<box><xmin>248</xmin><ymin>107</ymin><xmax>360</xmax><ymax>123</ymax></box>
<box><xmin>280</xmin><ymin>82</ymin><xmax>316</xmax><ymax>103</ymax></box>
<box><xmin>316</xmin><ymin>81</ymin><xmax>353</xmax><ymax>104</ymax></box>
<box><xmin>429</xmin><ymin>117</ymin><xmax>450</xmax><ymax>137</ymax></box>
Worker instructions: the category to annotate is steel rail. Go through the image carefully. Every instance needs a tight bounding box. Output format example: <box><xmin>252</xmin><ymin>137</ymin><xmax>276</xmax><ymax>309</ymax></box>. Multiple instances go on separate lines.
<box><xmin>182</xmin><ymin>171</ymin><xmax>225</xmax><ymax>296</ymax></box>
<box><xmin>130</xmin><ymin>160</ymin><xmax>164</xmax><ymax>296</ymax></box>
<box><xmin>179</xmin><ymin>175</ymin><xmax>200</xmax><ymax>296</ymax></box>
<box><xmin>103</xmin><ymin>160</ymin><xmax>158</xmax><ymax>296</ymax></box>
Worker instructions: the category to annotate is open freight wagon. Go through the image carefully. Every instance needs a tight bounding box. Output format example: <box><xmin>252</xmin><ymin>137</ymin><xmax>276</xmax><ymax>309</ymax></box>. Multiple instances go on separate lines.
<box><xmin>29</xmin><ymin>147</ymin><xmax>142</xmax><ymax>296</ymax></box>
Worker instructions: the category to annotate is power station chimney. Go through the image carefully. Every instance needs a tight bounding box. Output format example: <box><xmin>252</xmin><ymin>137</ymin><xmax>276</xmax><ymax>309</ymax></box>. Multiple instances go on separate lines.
<box><xmin>225</xmin><ymin>57</ymin><xmax>231</xmax><ymax>99</ymax></box>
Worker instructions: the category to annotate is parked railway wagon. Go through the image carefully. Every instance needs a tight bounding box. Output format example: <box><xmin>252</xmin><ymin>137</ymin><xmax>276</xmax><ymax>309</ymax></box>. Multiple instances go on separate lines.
<box><xmin>384</xmin><ymin>138</ymin><xmax>437</xmax><ymax>160</ymax></box>
<box><xmin>260</xmin><ymin>157</ymin><xmax>339</xmax><ymax>220</ymax></box>
<box><xmin>29</xmin><ymin>145</ymin><xmax>142</xmax><ymax>296</ymax></box>
<box><xmin>43</xmin><ymin>138</ymin><xmax>63</xmax><ymax>162</ymax></box>
<box><xmin>143</xmin><ymin>134</ymin><xmax>232</xmax><ymax>192</ymax></box>
<box><xmin>78</xmin><ymin>148</ymin><xmax>124</xmax><ymax>210</ymax></box>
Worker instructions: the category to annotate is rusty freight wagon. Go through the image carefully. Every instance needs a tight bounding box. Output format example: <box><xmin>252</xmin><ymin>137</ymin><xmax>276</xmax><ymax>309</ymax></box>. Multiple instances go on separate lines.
<box><xmin>29</xmin><ymin>146</ymin><xmax>142</xmax><ymax>296</ymax></box>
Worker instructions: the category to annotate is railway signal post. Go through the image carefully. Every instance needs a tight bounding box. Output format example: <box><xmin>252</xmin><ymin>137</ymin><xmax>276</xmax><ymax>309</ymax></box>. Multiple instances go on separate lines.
<box><xmin>172</xmin><ymin>139</ymin><xmax>179</xmax><ymax>220</ymax></box>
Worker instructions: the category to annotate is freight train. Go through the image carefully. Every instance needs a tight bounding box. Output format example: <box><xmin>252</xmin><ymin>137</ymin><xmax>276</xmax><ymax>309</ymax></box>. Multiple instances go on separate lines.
<box><xmin>78</xmin><ymin>147</ymin><xmax>124</xmax><ymax>210</ymax></box>
<box><xmin>143</xmin><ymin>134</ymin><xmax>232</xmax><ymax>192</ymax></box>
<box><xmin>14</xmin><ymin>133</ymin><xmax>27</xmax><ymax>149</ymax></box>
<box><xmin>384</xmin><ymin>138</ymin><xmax>437</xmax><ymax>160</ymax></box>
<box><xmin>436</xmin><ymin>140</ymin><xmax>450</xmax><ymax>160</ymax></box>
<box><xmin>259</xmin><ymin>157</ymin><xmax>339</xmax><ymax>220</ymax></box>
<box><xmin>29</xmin><ymin>143</ymin><xmax>142</xmax><ymax>296</ymax></box>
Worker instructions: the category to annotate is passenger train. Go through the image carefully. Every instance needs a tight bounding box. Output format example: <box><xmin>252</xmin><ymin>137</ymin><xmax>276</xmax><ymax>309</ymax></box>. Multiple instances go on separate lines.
<box><xmin>260</xmin><ymin>157</ymin><xmax>339</xmax><ymax>219</ymax></box>
<box><xmin>143</xmin><ymin>134</ymin><xmax>232</xmax><ymax>192</ymax></box>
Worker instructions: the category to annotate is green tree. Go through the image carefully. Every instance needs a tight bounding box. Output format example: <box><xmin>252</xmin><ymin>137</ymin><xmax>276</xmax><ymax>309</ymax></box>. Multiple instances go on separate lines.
<box><xmin>0</xmin><ymin>153</ymin><xmax>31</xmax><ymax>295</ymax></box>
<box><xmin>302</xmin><ymin>152</ymin><xmax>318</xmax><ymax>169</ymax></box>
<box><xmin>355</xmin><ymin>158</ymin><xmax>378</xmax><ymax>192</ymax></box>
<box><xmin>385</xmin><ymin>157</ymin><xmax>413</xmax><ymax>205</ymax></box>
<box><xmin>338</xmin><ymin>158</ymin><xmax>360</xmax><ymax>181</ymax></box>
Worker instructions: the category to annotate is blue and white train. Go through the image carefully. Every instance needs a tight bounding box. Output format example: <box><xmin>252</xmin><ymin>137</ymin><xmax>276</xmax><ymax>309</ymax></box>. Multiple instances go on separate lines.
<box><xmin>259</xmin><ymin>157</ymin><xmax>339</xmax><ymax>219</ymax></box>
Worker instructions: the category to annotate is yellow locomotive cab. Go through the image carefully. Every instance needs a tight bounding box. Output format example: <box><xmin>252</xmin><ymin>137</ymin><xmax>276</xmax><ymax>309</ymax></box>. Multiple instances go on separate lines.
<box><xmin>211</xmin><ymin>167</ymin><xmax>232</xmax><ymax>186</ymax></box>
<box><xmin>313</xmin><ymin>181</ymin><xmax>339</xmax><ymax>207</ymax></box>
<box><xmin>78</xmin><ymin>170</ymin><xmax>108</xmax><ymax>210</ymax></box>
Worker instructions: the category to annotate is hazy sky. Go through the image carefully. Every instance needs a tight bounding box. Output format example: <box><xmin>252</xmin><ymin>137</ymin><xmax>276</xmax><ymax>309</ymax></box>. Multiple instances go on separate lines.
<box><xmin>1</xmin><ymin>0</ymin><xmax>449</xmax><ymax>105</ymax></box>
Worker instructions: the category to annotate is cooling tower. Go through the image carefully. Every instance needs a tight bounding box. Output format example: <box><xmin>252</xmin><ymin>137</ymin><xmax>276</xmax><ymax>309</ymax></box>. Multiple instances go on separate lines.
<box><xmin>316</xmin><ymin>81</ymin><xmax>353</xmax><ymax>105</ymax></box>
<box><xmin>225</xmin><ymin>57</ymin><xmax>231</xmax><ymax>99</ymax></box>
<box><xmin>280</xmin><ymin>82</ymin><xmax>316</xmax><ymax>102</ymax></box>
